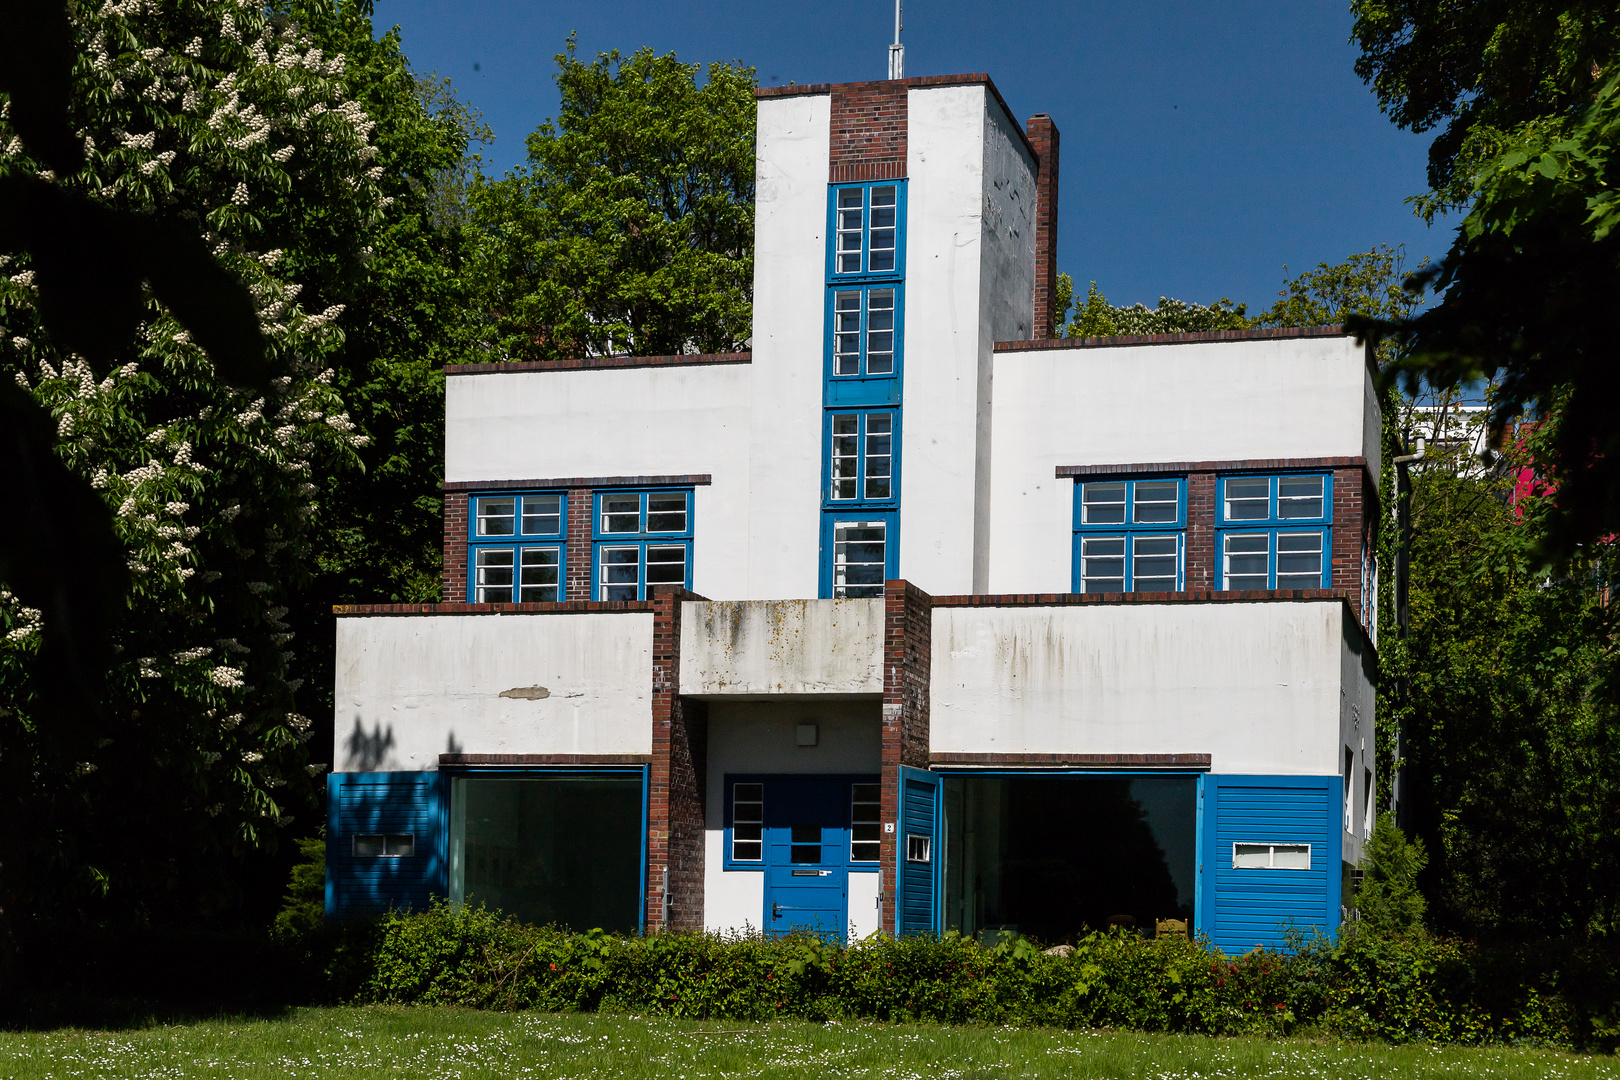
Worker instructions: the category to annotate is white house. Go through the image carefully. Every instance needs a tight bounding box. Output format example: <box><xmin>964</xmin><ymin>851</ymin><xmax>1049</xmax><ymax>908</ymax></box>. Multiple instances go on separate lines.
<box><xmin>326</xmin><ymin>71</ymin><xmax>1379</xmax><ymax>953</ymax></box>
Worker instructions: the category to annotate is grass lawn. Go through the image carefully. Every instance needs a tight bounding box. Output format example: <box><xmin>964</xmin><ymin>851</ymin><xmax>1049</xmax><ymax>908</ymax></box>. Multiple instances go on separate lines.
<box><xmin>4</xmin><ymin>1006</ymin><xmax>1615</xmax><ymax>1080</ymax></box>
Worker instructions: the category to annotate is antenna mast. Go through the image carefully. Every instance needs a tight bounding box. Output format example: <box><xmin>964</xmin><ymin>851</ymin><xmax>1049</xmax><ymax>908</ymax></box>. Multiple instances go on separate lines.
<box><xmin>888</xmin><ymin>0</ymin><xmax>904</xmax><ymax>79</ymax></box>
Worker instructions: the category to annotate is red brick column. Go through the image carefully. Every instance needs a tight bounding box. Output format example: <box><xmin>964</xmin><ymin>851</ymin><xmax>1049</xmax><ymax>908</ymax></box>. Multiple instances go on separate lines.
<box><xmin>1185</xmin><ymin>472</ymin><xmax>1216</xmax><ymax>590</ymax></box>
<box><xmin>441</xmin><ymin>491</ymin><xmax>469</xmax><ymax>602</ymax></box>
<box><xmin>565</xmin><ymin>486</ymin><xmax>593</xmax><ymax>600</ymax></box>
<box><xmin>829</xmin><ymin>80</ymin><xmax>908</xmax><ymax>182</ymax></box>
<box><xmin>1331</xmin><ymin>467</ymin><xmax>1367</xmax><ymax>619</ymax></box>
<box><xmin>880</xmin><ymin>579</ymin><xmax>933</xmax><ymax>934</ymax></box>
<box><xmin>647</xmin><ymin>587</ymin><xmax>708</xmax><ymax>932</ymax></box>
<box><xmin>1026</xmin><ymin>114</ymin><xmax>1061</xmax><ymax>338</ymax></box>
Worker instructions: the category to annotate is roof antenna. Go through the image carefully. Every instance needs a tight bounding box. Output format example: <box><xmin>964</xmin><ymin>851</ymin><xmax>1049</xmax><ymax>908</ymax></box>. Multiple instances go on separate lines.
<box><xmin>888</xmin><ymin>0</ymin><xmax>904</xmax><ymax>79</ymax></box>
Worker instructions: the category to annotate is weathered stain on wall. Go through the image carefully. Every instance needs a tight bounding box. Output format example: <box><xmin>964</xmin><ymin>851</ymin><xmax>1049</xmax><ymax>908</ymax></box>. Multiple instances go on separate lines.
<box><xmin>678</xmin><ymin>599</ymin><xmax>885</xmax><ymax>696</ymax></box>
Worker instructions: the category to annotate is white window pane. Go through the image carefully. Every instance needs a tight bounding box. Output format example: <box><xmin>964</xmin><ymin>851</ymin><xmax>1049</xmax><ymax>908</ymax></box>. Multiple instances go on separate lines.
<box><xmin>646</xmin><ymin>492</ymin><xmax>687</xmax><ymax>533</ymax></box>
<box><xmin>834</xmin><ymin>521</ymin><xmax>886</xmax><ymax>598</ymax></box>
<box><xmin>1277</xmin><ymin>531</ymin><xmax>1323</xmax><ymax>588</ymax></box>
<box><xmin>520</xmin><ymin>495</ymin><xmax>561</xmax><ymax>536</ymax></box>
<box><xmin>1232</xmin><ymin>843</ymin><xmax>1270</xmax><ymax>869</ymax></box>
<box><xmin>838</xmin><ymin>188</ymin><xmax>863</xmax><ymax>209</ymax></box>
<box><xmin>1278</xmin><ymin>476</ymin><xmax>1325</xmax><ymax>519</ymax></box>
<box><xmin>1082</xmin><ymin>482</ymin><xmax>1126</xmax><ymax>524</ymax></box>
<box><xmin>1081</xmin><ymin>535</ymin><xmax>1125</xmax><ymax>592</ymax></box>
<box><xmin>474</xmin><ymin>548</ymin><xmax>514</xmax><ymax>602</ymax></box>
<box><xmin>646</xmin><ymin>546</ymin><xmax>687</xmax><ymax>587</ymax></box>
<box><xmin>1132</xmin><ymin>535</ymin><xmax>1178</xmax><ymax>590</ymax></box>
<box><xmin>1225</xmin><ymin>477</ymin><xmax>1270</xmax><ymax>520</ymax></box>
<box><xmin>1224</xmin><ymin>533</ymin><xmax>1269</xmax><ymax>587</ymax></box>
<box><xmin>1272</xmin><ymin>844</ymin><xmax>1311</xmax><ymax>869</ymax></box>
<box><xmin>518</xmin><ymin>548</ymin><xmax>560</xmax><ymax>603</ymax></box>
<box><xmin>1133</xmin><ymin>481</ymin><xmax>1179</xmax><ymax>524</ymax></box>
<box><xmin>476</xmin><ymin>497</ymin><xmax>516</xmax><ymax>537</ymax></box>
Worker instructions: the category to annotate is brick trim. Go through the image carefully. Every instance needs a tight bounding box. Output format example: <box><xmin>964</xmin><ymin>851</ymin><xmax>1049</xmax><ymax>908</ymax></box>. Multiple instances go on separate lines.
<box><xmin>647</xmin><ymin>586</ymin><xmax>708</xmax><ymax>933</ymax></box>
<box><xmin>930</xmin><ymin>753</ymin><xmax>1212</xmax><ymax>770</ymax></box>
<box><xmin>439</xmin><ymin>754</ymin><xmax>652</xmax><ymax>767</ymax></box>
<box><xmin>444</xmin><ymin>352</ymin><xmax>750</xmax><ymax>376</ymax></box>
<box><xmin>332</xmin><ymin>600</ymin><xmax>656</xmax><ymax>616</ymax></box>
<box><xmin>565</xmin><ymin>486</ymin><xmax>592</xmax><ymax>601</ymax></box>
<box><xmin>929</xmin><ymin>588</ymin><xmax>1355</xmax><ymax>607</ymax></box>
<box><xmin>1057</xmin><ymin>457</ymin><xmax>1367</xmax><ymax>479</ymax></box>
<box><xmin>995</xmin><ymin>325</ymin><xmax>1349</xmax><ymax>351</ymax></box>
<box><xmin>830</xmin><ymin>81</ymin><xmax>907</xmax><ymax>181</ymax></box>
<box><xmin>442</xmin><ymin>490</ymin><xmax>468</xmax><ymax>604</ymax></box>
<box><xmin>443</xmin><ymin>474</ymin><xmax>713</xmax><ymax>493</ymax></box>
<box><xmin>880</xmin><ymin>579</ymin><xmax>932</xmax><ymax>934</ymax></box>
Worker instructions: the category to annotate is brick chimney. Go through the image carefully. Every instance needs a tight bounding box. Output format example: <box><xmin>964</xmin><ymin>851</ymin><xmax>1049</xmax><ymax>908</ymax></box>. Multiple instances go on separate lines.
<box><xmin>1026</xmin><ymin>114</ymin><xmax>1060</xmax><ymax>338</ymax></box>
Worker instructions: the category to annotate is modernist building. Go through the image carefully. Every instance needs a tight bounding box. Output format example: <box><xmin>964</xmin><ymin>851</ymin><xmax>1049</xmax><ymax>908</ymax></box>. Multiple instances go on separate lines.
<box><xmin>326</xmin><ymin>72</ymin><xmax>1380</xmax><ymax>954</ymax></box>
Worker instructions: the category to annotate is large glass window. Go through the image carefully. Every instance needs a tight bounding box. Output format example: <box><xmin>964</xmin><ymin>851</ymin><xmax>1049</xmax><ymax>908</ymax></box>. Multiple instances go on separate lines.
<box><xmin>1072</xmin><ymin>478</ymin><xmax>1185</xmax><ymax>593</ymax></box>
<box><xmin>1216</xmin><ymin>474</ymin><xmax>1331</xmax><ymax>591</ymax></box>
<box><xmin>830</xmin><ymin>287</ymin><xmax>899</xmax><ymax>377</ymax></box>
<box><xmin>830</xmin><ymin>518</ymin><xmax>890</xmax><ymax>598</ymax></box>
<box><xmin>592</xmin><ymin>489</ymin><xmax>694</xmax><ymax>600</ymax></box>
<box><xmin>942</xmin><ymin>774</ymin><xmax>1197</xmax><ymax>942</ymax></box>
<box><xmin>448</xmin><ymin>774</ymin><xmax>644</xmax><ymax>933</ymax></box>
<box><xmin>468</xmin><ymin>492</ymin><xmax>565</xmax><ymax>603</ymax></box>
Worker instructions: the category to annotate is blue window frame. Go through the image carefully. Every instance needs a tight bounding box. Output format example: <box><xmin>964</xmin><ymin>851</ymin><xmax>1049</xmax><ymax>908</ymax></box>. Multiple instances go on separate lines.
<box><xmin>819</xmin><ymin>511</ymin><xmax>898</xmax><ymax>599</ymax></box>
<box><xmin>591</xmin><ymin>489</ymin><xmax>694</xmax><ymax>601</ymax></box>
<box><xmin>467</xmin><ymin>492</ymin><xmax>566</xmax><ymax>602</ymax></box>
<box><xmin>827</xmin><ymin>182</ymin><xmax>906</xmax><ymax>279</ymax></box>
<box><xmin>1071</xmin><ymin>478</ymin><xmax>1186</xmax><ymax>593</ymax></box>
<box><xmin>722</xmin><ymin>774</ymin><xmax>882</xmax><ymax>871</ymax></box>
<box><xmin>1215</xmin><ymin>474</ymin><xmax>1332</xmax><ymax>590</ymax></box>
<box><xmin>825</xmin><ymin>409</ymin><xmax>899</xmax><ymax>505</ymax></box>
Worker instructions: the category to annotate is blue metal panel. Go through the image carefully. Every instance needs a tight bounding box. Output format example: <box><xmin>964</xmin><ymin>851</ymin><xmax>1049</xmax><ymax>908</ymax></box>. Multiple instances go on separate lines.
<box><xmin>895</xmin><ymin>766</ymin><xmax>939</xmax><ymax>936</ymax></box>
<box><xmin>1204</xmin><ymin>774</ymin><xmax>1341</xmax><ymax>953</ymax></box>
<box><xmin>326</xmin><ymin>771</ymin><xmax>446</xmax><ymax>918</ymax></box>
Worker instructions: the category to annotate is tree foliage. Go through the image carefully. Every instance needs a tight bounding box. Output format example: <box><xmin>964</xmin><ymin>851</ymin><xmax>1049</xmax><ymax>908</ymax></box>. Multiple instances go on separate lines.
<box><xmin>465</xmin><ymin>37</ymin><xmax>755</xmax><ymax>362</ymax></box>
<box><xmin>0</xmin><ymin>0</ymin><xmax>394</xmax><ymax>931</ymax></box>
<box><xmin>1350</xmin><ymin>0</ymin><xmax>1620</xmax><ymax>218</ymax></box>
<box><xmin>1357</xmin><ymin>813</ymin><xmax>1429</xmax><ymax>936</ymax></box>
<box><xmin>1054</xmin><ymin>275</ymin><xmax>1249</xmax><ymax>337</ymax></box>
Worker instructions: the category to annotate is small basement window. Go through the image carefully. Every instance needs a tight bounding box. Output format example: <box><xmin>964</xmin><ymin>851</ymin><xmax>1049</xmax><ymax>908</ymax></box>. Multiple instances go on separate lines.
<box><xmin>353</xmin><ymin>833</ymin><xmax>414</xmax><ymax>858</ymax></box>
<box><xmin>1233</xmin><ymin>842</ymin><xmax>1311</xmax><ymax>870</ymax></box>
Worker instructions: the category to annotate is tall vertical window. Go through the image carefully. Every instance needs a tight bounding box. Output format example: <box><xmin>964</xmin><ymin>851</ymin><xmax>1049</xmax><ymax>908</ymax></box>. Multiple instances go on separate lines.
<box><xmin>1071</xmin><ymin>478</ymin><xmax>1185</xmax><ymax>593</ymax></box>
<box><xmin>1215</xmin><ymin>474</ymin><xmax>1332</xmax><ymax>590</ymax></box>
<box><xmin>731</xmin><ymin>783</ymin><xmax>763</xmax><ymax>862</ymax></box>
<box><xmin>850</xmin><ymin>783</ymin><xmax>881</xmax><ymax>862</ymax></box>
<box><xmin>824</xmin><ymin>182</ymin><xmax>905</xmax><ymax>599</ymax></box>
<box><xmin>591</xmin><ymin>489</ymin><xmax>694</xmax><ymax>601</ymax></box>
<box><xmin>467</xmin><ymin>492</ymin><xmax>565</xmax><ymax>603</ymax></box>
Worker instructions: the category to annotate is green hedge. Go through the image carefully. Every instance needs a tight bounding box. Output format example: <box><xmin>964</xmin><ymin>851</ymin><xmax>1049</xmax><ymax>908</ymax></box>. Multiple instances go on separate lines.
<box><xmin>313</xmin><ymin>902</ymin><xmax>1620</xmax><ymax>1051</ymax></box>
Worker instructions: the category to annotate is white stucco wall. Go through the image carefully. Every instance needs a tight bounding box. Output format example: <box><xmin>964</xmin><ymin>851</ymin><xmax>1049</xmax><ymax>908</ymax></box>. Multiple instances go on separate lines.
<box><xmin>702</xmin><ymin>699</ymin><xmax>882</xmax><ymax>934</ymax></box>
<box><xmin>987</xmin><ymin>335</ymin><xmax>1374</xmax><ymax>593</ymax></box>
<box><xmin>332</xmin><ymin>612</ymin><xmax>653</xmax><ymax>772</ymax></box>
<box><xmin>444</xmin><ymin>364</ymin><xmax>754</xmax><ymax>600</ymax></box>
<box><xmin>747</xmin><ymin>93</ymin><xmax>832</xmax><ymax>599</ymax></box>
<box><xmin>899</xmin><ymin>84</ymin><xmax>990</xmax><ymax>596</ymax></box>
<box><xmin>930</xmin><ymin>600</ymin><xmax>1349</xmax><ymax>775</ymax></box>
<box><xmin>972</xmin><ymin>104</ymin><xmax>1038</xmax><ymax>592</ymax></box>
<box><xmin>1340</xmin><ymin>614</ymin><xmax>1377</xmax><ymax>865</ymax></box>
<box><xmin>680</xmin><ymin>599</ymin><xmax>884</xmax><ymax>696</ymax></box>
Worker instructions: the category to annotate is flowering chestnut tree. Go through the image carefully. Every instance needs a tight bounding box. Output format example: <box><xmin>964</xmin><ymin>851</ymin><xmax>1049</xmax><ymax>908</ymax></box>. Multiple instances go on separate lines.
<box><xmin>0</xmin><ymin>0</ymin><xmax>386</xmax><ymax>917</ymax></box>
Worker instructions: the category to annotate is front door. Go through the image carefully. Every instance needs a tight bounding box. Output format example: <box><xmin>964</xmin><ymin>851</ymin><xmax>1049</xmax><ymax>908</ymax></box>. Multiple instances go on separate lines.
<box><xmin>763</xmin><ymin>778</ymin><xmax>848</xmax><ymax>936</ymax></box>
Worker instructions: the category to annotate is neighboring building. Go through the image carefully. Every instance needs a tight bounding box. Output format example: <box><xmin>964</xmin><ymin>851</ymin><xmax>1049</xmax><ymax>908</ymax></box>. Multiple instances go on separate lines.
<box><xmin>326</xmin><ymin>72</ymin><xmax>1380</xmax><ymax>954</ymax></box>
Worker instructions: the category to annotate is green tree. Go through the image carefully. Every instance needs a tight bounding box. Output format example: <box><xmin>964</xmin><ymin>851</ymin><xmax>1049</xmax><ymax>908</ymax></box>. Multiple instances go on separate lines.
<box><xmin>0</xmin><ymin>0</ymin><xmax>387</xmax><ymax>933</ymax></box>
<box><xmin>1054</xmin><ymin>274</ymin><xmax>1249</xmax><ymax>337</ymax></box>
<box><xmin>1350</xmin><ymin>0</ymin><xmax>1620</xmax><ymax>218</ymax></box>
<box><xmin>466</xmin><ymin>37</ymin><xmax>756</xmax><ymax>363</ymax></box>
<box><xmin>1356</xmin><ymin>813</ymin><xmax>1429</xmax><ymax>936</ymax></box>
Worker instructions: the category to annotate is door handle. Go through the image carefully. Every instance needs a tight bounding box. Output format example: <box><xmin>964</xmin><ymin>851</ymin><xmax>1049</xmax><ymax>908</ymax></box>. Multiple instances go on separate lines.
<box><xmin>772</xmin><ymin>901</ymin><xmax>781</xmax><ymax>919</ymax></box>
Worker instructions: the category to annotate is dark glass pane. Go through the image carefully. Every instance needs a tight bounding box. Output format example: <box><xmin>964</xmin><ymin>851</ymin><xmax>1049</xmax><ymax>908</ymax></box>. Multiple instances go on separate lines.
<box><xmin>602</xmin><ymin>495</ymin><xmax>641</xmax><ymax>533</ymax></box>
<box><xmin>733</xmin><ymin>841</ymin><xmax>762</xmax><ymax>860</ymax></box>
<box><xmin>790</xmin><ymin>845</ymin><xmax>822</xmax><ymax>864</ymax></box>
<box><xmin>839</xmin><ymin>188</ymin><xmax>863</xmax><ymax>208</ymax></box>
<box><xmin>646</xmin><ymin>492</ymin><xmax>687</xmax><ymax>533</ymax></box>
<box><xmin>451</xmin><ymin>776</ymin><xmax>643</xmax><ymax>933</ymax></box>
<box><xmin>521</xmin><ymin>495</ymin><xmax>561</xmax><ymax>535</ymax></box>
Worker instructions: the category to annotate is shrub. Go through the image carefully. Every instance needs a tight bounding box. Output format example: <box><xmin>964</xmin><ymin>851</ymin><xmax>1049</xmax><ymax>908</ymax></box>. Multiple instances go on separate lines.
<box><xmin>308</xmin><ymin>902</ymin><xmax>1619</xmax><ymax>1052</ymax></box>
<box><xmin>1357</xmin><ymin>813</ymin><xmax>1429</xmax><ymax>936</ymax></box>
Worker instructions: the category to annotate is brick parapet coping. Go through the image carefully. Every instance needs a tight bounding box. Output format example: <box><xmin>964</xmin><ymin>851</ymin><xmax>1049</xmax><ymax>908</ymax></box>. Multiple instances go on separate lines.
<box><xmin>931</xmin><ymin>753</ymin><xmax>1212</xmax><ymax>769</ymax></box>
<box><xmin>444</xmin><ymin>351</ymin><xmax>751</xmax><ymax>376</ymax></box>
<box><xmin>1057</xmin><ymin>456</ymin><xmax>1367</xmax><ymax>478</ymax></box>
<box><xmin>440</xmin><ymin>754</ymin><xmax>652</xmax><ymax>766</ymax></box>
<box><xmin>333</xmin><ymin>600</ymin><xmax>656</xmax><ymax>616</ymax></box>
<box><xmin>756</xmin><ymin>74</ymin><xmax>1036</xmax><ymax>164</ymax></box>
<box><xmin>442</xmin><ymin>474</ymin><xmax>713</xmax><ymax>493</ymax></box>
<box><xmin>995</xmin><ymin>325</ymin><xmax>1349</xmax><ymax>351</ymax></box>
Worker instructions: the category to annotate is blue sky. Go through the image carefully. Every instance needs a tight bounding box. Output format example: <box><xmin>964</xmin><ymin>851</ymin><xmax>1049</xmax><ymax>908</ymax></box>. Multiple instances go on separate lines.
<box><xmin>377</xmin><ymin>0</ymin><xmax>1448</xmax><ymax>314</ymax></box>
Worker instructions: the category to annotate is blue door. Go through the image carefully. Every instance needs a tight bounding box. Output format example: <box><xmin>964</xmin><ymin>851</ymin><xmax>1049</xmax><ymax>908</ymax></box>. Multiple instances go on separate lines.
<box><xmin>763</xmin><ymin>778</ymin><xmax>848</xmax><ymax>936</ymax></box>
<box><xmin>895</xmin><ymin>766</ymin><xmax>939</xmax><ymax>936</ymax></box>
